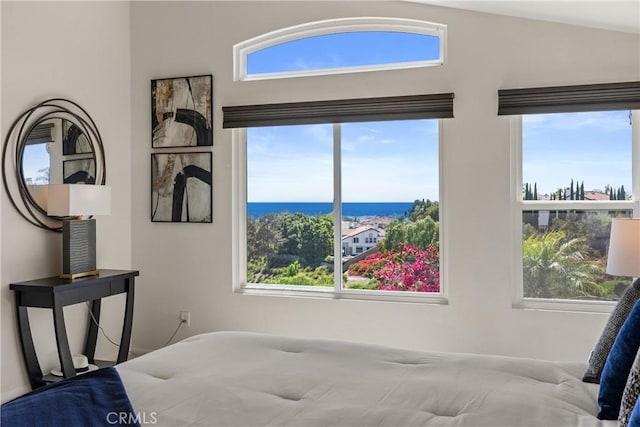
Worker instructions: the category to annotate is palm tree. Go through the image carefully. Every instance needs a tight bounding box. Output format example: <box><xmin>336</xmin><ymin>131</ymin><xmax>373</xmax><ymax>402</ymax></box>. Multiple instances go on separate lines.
<box><xmin>35</xmin><ymin>167</ymin><xmax>49</xmax><ymax>184</ymax></box>
<box><xmin>523</xmin><ymin>231</ymin><xmax>603</xmax><ymax>299</ymax></box>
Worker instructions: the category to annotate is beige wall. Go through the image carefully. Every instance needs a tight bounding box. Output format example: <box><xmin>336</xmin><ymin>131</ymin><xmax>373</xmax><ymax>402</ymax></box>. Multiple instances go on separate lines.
<box><xmin>1</xmin><ymin>1</ymin><xmax>131</xmax><ymax>400</ymax></box>
<box><xmin>130</xmin><ymin>0</ymin><xmax>639</xmax><ymax>360</ymax></box>
<box><xmin>2</xmin><ymin>0</ymin><xmax>639</xmax><ymax>401</ymax></box>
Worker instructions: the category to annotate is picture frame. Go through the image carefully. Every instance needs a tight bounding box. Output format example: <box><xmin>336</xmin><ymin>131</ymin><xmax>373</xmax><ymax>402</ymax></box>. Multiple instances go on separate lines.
<box><xmin>62</xmin><ymin>120</ymin><xmax>92</xmax><ymax>155</ymax></box>
<box><xmin>151</xmin><ymin>74</ymin><xmax>213</xmax><ymax>148</ymax></box>
<box><xmin>63</xmin><ymin>158</ymin><xmax>96</xmax><ymax>184</ymax></box>
<box><xmin>151</xmin><ymin>152</ymin><xmax>213</xmax><ymax>223</ymax></box>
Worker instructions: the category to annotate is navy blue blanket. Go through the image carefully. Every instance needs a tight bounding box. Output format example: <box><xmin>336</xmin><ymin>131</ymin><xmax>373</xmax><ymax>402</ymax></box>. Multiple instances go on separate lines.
<box><xmin>1</xmin><ymin>367</ymin><xmax>139</xmax><ymax>427</ymax></box>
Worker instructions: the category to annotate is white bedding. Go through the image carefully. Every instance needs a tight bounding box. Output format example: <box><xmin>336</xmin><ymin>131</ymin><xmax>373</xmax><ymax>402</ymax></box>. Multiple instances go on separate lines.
<box><xmin>116</xmin><ymin>331</ymin><xmax>614</xmax><ymax>427</ymax></box>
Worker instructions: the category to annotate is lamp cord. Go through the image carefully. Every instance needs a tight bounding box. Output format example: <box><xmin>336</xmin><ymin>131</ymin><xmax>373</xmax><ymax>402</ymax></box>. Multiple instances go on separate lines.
<box><xmin>160</xmin><ymin>320</ymin><xmax>185</xmax><ymax>348</ymax></box>
<box><xmin>84</xmin><ymin>302</ymin><xmax>185</xmax><ymax>357</ymax></box>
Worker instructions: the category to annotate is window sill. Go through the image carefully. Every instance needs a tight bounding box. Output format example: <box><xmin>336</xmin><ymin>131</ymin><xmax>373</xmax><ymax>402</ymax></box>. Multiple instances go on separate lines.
<box><xmin>513</xmin><ymin>298</ymin><xmax>615</xmax><ymax>314</ymax></box>
<box><xmin>235</xmin><ymin>285</ymin><xmax>448</xmax><ymax>305</ymax></box>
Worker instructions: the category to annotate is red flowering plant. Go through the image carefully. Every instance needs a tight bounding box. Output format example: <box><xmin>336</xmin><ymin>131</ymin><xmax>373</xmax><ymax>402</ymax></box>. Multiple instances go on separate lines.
<box><xmin>373</xmin><ymin>244</ymin><xmax>440</xmax><ymax>292</ymax></box>
<box><xmin>347</xmin><ymin>251</ymin><xmax>396</xmax><ymax>277</ymax></box>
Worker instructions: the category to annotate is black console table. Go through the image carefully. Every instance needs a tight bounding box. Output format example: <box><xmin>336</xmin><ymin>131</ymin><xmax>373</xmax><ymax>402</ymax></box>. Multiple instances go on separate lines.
<box><xmin>10</xmin><ymin>269</ymin><xmax>139</xmax><ymax>389</ymax></box>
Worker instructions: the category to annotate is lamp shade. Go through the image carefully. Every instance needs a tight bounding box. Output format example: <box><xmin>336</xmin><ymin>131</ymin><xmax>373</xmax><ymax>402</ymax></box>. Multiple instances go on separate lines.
<box><xmin>47</xmin><ymin>184</ymin><xmax>111</xmax><ymax>217</ymax></box>
<box><xmin>607</xmin><ymin>218</ymin><xmax>640</xmax><ymax>277</ymax></box>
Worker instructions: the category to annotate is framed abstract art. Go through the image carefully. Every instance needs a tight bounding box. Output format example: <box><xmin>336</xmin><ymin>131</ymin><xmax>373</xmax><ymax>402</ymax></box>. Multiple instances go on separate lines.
<box><xmin>151</xmin><ymin>152</ymin><xmax>212</xmax><ymax>223</ymax></box>
<box><xmin>62</xmin><ymin>120</ymin><xmax>92</xmax><ymax>155</ymax></box>
<box><xmin>151</xmin><ymin>75</ymin><xmax>213</xmax><ymax>148</ymax></box>
<box><xmin>63</xmin><ymin>158</ymin><xmax>96</xmax><ymax>184</ymax></box>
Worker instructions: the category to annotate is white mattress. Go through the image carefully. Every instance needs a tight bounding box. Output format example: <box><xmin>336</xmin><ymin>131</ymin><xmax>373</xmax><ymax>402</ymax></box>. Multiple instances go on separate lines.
<box><xmin>116</xmin><ymin>331</ymin><xmax>615</xmax><ymax>427</ymax></box>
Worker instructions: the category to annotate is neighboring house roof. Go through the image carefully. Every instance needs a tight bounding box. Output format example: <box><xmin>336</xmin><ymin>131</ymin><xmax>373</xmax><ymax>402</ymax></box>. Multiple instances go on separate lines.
<box><xmin>341</xmin><ymin>226</ymin><xmax>379</xmax><ymax>240</ymax></box>
<box><xmin>360</xmin><ymin>217</ymin><xmax>394</xmax><ymax>227</ymax></box>
<box><xmin>584</xmin><ymin>191</ymin><xmax>610</xmax><ymax>201</ymax></box>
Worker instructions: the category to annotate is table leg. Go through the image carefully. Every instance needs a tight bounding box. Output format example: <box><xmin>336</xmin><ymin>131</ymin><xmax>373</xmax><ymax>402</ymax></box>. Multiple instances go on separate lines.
<box><xmin>14</xmin><ymin>297</ymin><xmax>44</xmax><ymax>389</ymax></box>
<box><xmin>52</xmin><ymin>300</ymin><xmax>75</xmax><ymax>379</ymax></box>
<box><xmin>84</xmin><ymin>299</ymin><xmax>101</xmax><ymax>364</ymax></box>
<box><xmin>117</xmin><ymin>277</ymin><xmax>135</xmax><ymax>363</ymax></box>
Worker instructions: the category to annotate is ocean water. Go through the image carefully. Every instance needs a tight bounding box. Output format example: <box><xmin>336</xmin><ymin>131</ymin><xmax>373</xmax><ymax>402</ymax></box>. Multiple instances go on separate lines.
<box><xmin>247</xmin><ymin>202</ymin><xmax>414</xmax><ymax>218</ymax></box>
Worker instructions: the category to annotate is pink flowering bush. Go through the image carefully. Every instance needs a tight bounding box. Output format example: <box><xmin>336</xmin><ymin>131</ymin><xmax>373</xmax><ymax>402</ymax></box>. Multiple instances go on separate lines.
<box><xmin>374</xmin><ymin>244</ymin><xmax>440</xmax><ymax>292</ymax></box>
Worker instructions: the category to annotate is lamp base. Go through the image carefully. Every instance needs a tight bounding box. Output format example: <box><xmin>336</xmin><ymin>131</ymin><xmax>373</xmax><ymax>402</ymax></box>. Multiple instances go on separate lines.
<box><xmin>59</xmin><ymin>269</ymin><xmax>100</xmax><ymax>280</ymax></box>
<box><xmin>62</xmin><ymin>219</ymin><xmax>97</xmax><ymax>278</ymax></box>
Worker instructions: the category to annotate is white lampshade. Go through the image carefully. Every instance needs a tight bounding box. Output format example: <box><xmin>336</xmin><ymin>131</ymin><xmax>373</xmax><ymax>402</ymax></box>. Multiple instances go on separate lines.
<box><xmin>607</xmin><ymin>218</ymin><xmax>640</xmax><ymax>277</ymax></box>
<box><xmin>47</xmin><ymin>184</ymin><xmax>111</xmax><ymax>217</ymax></box>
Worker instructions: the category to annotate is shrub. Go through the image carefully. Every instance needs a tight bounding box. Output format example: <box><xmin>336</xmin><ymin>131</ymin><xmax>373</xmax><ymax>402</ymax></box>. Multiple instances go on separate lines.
<box><xmin>348</xmin><ymin>252</ymin><xmax>394</xmax><ymax>277</ymax></box>
<box><xmin>374</xmin><ymin>244</ymin><xmax>440</xmax><ymax>292</ymax></box>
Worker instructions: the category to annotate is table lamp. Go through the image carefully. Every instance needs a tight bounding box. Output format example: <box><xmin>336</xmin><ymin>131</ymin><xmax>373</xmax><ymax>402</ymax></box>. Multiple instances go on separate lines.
<box><xmin>607</xmin><ymin>218</ymin><xmax>640</xmax><ymax>288</ymax></box>
<box><xmin>47</xmin><ymin>184</ymin><xmax>111</xmax><ymax>279</ymax></box>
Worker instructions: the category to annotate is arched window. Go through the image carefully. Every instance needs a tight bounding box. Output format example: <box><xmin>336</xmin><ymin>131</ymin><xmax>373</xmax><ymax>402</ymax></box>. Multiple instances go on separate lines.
<box><xmin>234</xmin><ymin>17</ymin><xmax>446</xmax><ymax>81</ymax></box>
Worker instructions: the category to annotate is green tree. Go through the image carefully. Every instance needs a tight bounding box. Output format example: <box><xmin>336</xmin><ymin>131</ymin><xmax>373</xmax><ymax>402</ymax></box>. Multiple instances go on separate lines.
<box><xmin>35</xmin><ymin>167</ymin><xmax>50</xmax><ymax>184</ymax></box>
<box><xmin>619</xmin><ymin>185</ymin><xmax>626</xmax><ymax>200</ymax></box>
<box><xmin>407</xmin><ymin>199</ymin><xmax>439</xmax><ymax>222</ymax></box>
<box><xmin>382</xmin><ymin>220</ymin><xmax>408</xmax><ymax>252</ymax></box>
<box><xmin>300</xmin><ymin>214</ymin><xmax>333</xmax><ymax>265</ymax></box>
<box><xmin>523</xmin><ymin>231</ymin><xmax>603</xmax><ymax>299</ymax></box>
<box><xmin>382</xmin><ymin>217</ymin><xmax>438</xmax><ymax>252</ymax></box>
<box><xmin>277</xmin><ymin>213</ymin><xmax>333</xmax><ymax>266</ymax></box>
<box><xmin>246</xmin><ymin>213</ymin><xmax>284</xmax><ymax>261</ymax></box>
<box><xmin>570</xmin><ymin>179</ymin><xmax>574</xmax><ymax>200</ymax></box>
<box><xmin>549</xmin><ymin>211</ymin><xmax>612</xmax><ymax>256</ymax></box>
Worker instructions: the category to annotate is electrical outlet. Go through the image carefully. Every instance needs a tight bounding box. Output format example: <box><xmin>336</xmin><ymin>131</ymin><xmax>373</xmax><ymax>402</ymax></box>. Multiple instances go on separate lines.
<box><xmin>180</xmin><ymin>311</ymin><xmax>191</xmax><ymax>327</ymax></box>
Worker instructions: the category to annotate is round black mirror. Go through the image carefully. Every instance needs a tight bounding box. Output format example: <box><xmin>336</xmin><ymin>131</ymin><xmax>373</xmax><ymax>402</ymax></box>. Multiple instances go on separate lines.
<box><xmin>2</xmin><ymin>99</ymin><xmax>106</xmax><ymax>231</ymax></box>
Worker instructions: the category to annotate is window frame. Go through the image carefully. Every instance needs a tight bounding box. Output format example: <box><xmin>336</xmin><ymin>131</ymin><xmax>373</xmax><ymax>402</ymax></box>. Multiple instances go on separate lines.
<box><xmin>510</xmin><ymin>111</ymin><xmax>640</xmax><ymax>312</ymax></box>
<box><xmin>232</xmin><ymin>120</ymin><xmax>448</xmax><ymax>304</ymax></box>
<box><xmin>233</xmin><ymin>17</ymin><xmax>446</xmax><ymax>81</ymax></box>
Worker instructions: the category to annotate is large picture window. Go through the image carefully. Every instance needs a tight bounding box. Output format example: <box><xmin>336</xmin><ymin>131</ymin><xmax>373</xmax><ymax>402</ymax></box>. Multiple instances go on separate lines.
<box><xmin>501</xmin><ymin>81</ymin><xmax>640</xmax><ymax>309</ymax></box>
<box><xmin>515</xmin><ymin>110</ymin><xmax>638</xmax><ymax>304</ymax></box>
<box><xmin>242</xmin><ymin>119</ymin><xmax>441</xmax><ymax>298</ymax></box>
<box><xmin>229</xmin><ymin>17</ymin><xmax>451</xmax><ymax>301</ymax></box>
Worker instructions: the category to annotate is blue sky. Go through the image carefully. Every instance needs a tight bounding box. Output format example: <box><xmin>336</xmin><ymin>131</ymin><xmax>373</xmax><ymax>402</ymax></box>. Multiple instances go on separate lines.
<box><xmin>247</xmin><ymin>31</ymin><xmax>440</xmax><ymax>74</ymax></box>
<box><xmin>248</xmin><ymin>111</ymin><xmax>633</xmax><ymax>202</ymax></box>
<box><xmin>523</xmin><ymin>110</ymin><xmax>632</xmax><ymax>196</ymax></box>
<box><xmin>23</xmin><ymin>144</ymin><xmax>50</xmax><ymax>184</ymax></box>
<box><xmin>247</xmin><ymin>120</ymin><xmax>439</xmax><ymax>203</ymax></box>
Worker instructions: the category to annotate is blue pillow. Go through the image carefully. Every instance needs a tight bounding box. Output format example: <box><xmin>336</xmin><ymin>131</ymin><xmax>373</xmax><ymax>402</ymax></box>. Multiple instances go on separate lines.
<box><xmin>629</xmin><ymin>395</ymin><xmax>640</xmax><ymax>427</ymax></box>
<box><xmin>599</xmin><ymin>299</ymin><xmax>640</xmax><ymax>419</ymax></box>
<box><xmin>1</xmin><ymin>367</ymin><xmax>139</xmax><ymax>427</ymax></box>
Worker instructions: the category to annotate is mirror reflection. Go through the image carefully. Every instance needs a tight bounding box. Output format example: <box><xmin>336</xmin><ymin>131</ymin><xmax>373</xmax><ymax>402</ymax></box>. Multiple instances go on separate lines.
<box><xmin>22</xmin><ymin>119</ymin><xmax>96</xmax><ymax>209</ymax></box>
<box><xmin>22</xmin><ymin>122</ymin><xmax>54</xmax><ymax>186</ymax></box>
<box><xmin>62</xmin><ymin>120</ymin><xmax>92</xmax><ymax>155</ymax></box>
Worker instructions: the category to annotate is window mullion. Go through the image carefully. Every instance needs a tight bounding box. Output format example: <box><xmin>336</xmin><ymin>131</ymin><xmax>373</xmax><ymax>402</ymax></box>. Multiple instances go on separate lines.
<box><xmin>234</xmin><ymin>128</ymin><xmax>247</xmax><ymax>291</ymax></box>
<box><xmin>333</xmin><ymin>123</ymin><xmax>343</xmax><ymax>293</ymax></box>
<box><xmin>512</xmin><ymin>116</ymin><xmax>524</xmax><ymax>304</ymax></box>
<box><xmin>633</xmin><ymin>110</ymin><xmax>640</xmax><ymax>213</ymax></box>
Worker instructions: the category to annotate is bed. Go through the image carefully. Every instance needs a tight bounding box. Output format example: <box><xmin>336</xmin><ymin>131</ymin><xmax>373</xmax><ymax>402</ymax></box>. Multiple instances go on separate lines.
<box><xmin>113</xmin><ymin>331</ymin><xmax>612</xmax><ymax>427</ymax></box>
<box><xmin>0</xmin><ymin>330</ymin><xmax>618</xmax><ymax>426</ymax></box>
